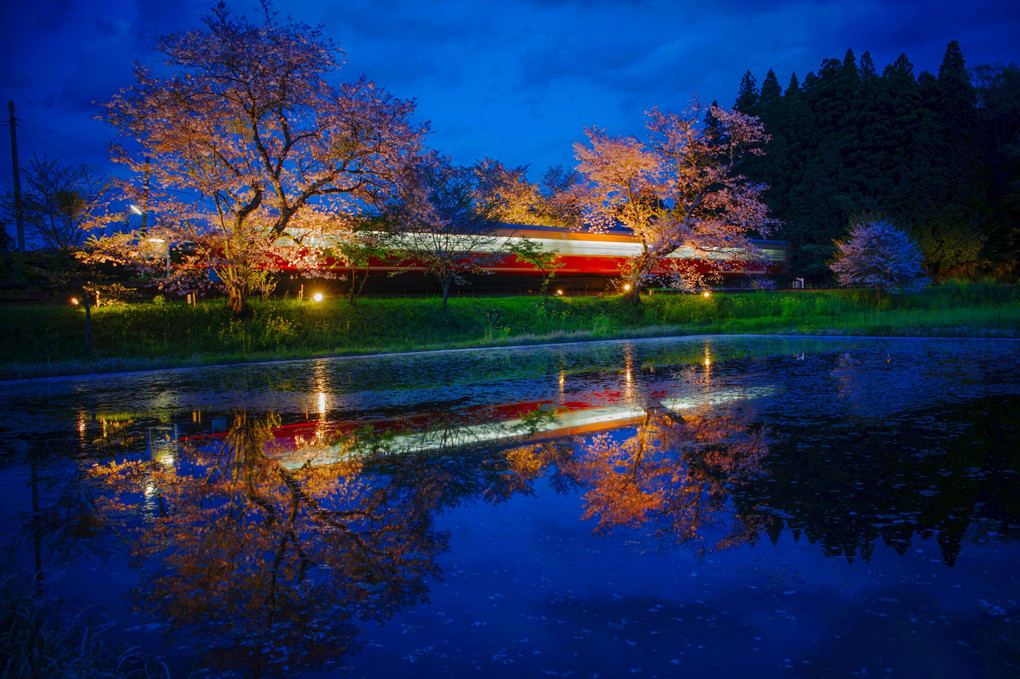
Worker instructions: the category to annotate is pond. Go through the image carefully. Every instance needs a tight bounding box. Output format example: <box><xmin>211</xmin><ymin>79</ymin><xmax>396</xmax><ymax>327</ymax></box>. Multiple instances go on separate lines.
<box><xmin>1</xmin><ymin>335</ymin><xmax>1018</xmax><ymax>678</ymax></box>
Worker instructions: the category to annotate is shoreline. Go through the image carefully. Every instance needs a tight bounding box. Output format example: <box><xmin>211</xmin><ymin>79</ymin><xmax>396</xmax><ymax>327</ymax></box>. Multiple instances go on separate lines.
<box><xmin>4</xmin><ymin>326</ymin><xmax>1018</xmax><ymax>382</ymax></box>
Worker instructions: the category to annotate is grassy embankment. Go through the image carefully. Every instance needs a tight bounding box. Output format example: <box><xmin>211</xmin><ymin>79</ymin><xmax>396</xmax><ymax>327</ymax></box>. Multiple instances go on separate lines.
<box><xmin>1</xmin><ymin>283</ymin><xmax>1018</xmax><ymax>379</ymax></box>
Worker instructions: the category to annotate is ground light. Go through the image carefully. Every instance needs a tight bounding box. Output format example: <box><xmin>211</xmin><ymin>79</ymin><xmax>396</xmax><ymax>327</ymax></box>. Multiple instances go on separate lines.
<box><xmin>703</xmin><ymin>291</ymin><xmax>711</xmax><ymax>298</ymax></box>
<box><xmin>312</xmin><ymin>292</ymin><xmax>324</xmax><ymax>303</ymax></box>
<box><xmin>71</xmin><ymin>295</ymin><xmax>93</xmax><ymax>352</ymax></box>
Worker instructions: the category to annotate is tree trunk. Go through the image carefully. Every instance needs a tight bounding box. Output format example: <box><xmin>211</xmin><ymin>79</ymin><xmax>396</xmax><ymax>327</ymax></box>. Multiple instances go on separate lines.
<box><xmin>228</xmin><ymin>286</ymin><xmax>254</xmax><ymax>319</ymax></box>
<box><xmin>84</xmin><ymin>303</ymin><xmax>93</xmax><ymax>353</ymax></box>
<box><xmin>625</xmin><ymin>285</ymin><xmax>642</xmax><ymax>306</ymax></box>
<box><xmin>441</xmin><ymin>272</ymin><xmax>452</xmax><ymax>307</ymax></box>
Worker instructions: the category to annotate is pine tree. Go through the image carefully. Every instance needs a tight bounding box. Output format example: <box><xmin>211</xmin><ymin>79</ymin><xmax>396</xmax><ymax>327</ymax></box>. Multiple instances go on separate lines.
<box><xmin>759</xmin><ymin>70</ymin><xmax>782</xmax><ymax>109</ymax></box>
<box><xmin>735</xmin><ymin>71</ymin><xmax>759</xmax><ymax>115</ymax></box>
<box><xmin>911</xmin><ymin>42</ymin><xmax>990</xmax><ymax>280</ymax></box>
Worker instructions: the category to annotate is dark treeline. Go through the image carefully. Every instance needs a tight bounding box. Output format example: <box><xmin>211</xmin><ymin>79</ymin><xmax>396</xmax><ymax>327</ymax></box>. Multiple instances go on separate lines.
<box><xmin>733</xmin><ymin>41</ymin><xmax>1020</xmax><ymax>283</ymax></box>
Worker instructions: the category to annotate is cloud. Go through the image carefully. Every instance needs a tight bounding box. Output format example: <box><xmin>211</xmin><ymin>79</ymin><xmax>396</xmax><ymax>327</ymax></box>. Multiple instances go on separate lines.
<box><xmin>3</xmin><ymin>0</ymin><xmax>1020</xmax><ymax>191</ymax></box>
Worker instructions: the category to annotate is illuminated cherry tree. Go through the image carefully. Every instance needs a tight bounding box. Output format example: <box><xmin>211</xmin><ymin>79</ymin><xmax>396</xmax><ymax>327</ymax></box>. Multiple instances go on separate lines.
<box><xmin>829</xmin><ymin>217</ymin><xmax>929</xmax><ymax>301</ymax></box>
<box><xmin>385</xmin><ymin>154</ymin><xmax>527</xmax><ymax>306</ymax></box>
<box><xmin>572</xmin><ymin>102</ymin><xmax>775</xmax><ymax>303</ymax></box>
<box><xmin>99</xmin><ymin>2</ymin><xmax>426</xmax><ymax>316</ymax></box>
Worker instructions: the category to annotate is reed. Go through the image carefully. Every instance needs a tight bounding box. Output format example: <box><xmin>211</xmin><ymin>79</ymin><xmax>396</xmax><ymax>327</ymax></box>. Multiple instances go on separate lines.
<box><xmin>0</xmin><ymin>562</ymin><xmax>169</xmax><ymax>678</ymax></box>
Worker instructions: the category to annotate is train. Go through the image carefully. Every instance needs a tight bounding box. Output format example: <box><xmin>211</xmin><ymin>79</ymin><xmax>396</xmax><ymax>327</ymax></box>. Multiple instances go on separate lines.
<box><xmin>274</xmin><ymin>224</ymin><xmax>790</xmax><ymax>296</ymax></box>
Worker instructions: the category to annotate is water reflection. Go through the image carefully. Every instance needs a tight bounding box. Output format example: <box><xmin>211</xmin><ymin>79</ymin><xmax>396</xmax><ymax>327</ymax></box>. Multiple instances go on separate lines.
<box><xmin>78</xmin><ymin>387</ymin><xmax>773</xmax><ymax>675</ymax></box>
<box><xmin>558</xmin><ymin>405</ymin><xmax>767</xmax><ymax>552</ymax></box>
<box><xmin>91</xmin><ymin>412</ymin><xmax>449</xmax><ymax>675</ymax></box>
<box><xmin>750</xmin><ymin>393</ymin><xmax>1020</xmax><ymax>567</ymax></box>
<box><xmin>3</xmin><ymin>337</ymin><xmax>1018</xmax><ymax>678</ymax></box>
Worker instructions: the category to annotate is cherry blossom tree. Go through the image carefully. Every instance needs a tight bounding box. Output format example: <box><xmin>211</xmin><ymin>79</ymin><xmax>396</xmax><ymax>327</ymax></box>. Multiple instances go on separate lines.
<box><xmin>829</xmin><ymin>216</ymin><xmax>929</xmax><ymax>301</ymax></box>
<box><xmin>99</xmin><ymin>2</ymin><xmax>426</xmax><ymax>316</ymax></box>
<box><xmin>385</xmin><ymin>154</ymin><xmax>524</xmax><ymax>306</ymax></box>
<box><xmin>572</xmin><ymin>101</ymin><xmax>776</xmax><ymax>303</ymax></box>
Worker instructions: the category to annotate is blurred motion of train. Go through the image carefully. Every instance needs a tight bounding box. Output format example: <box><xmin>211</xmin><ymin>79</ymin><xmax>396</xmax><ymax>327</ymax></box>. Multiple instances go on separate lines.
<box><xmin>277</xmin><ymin>224</ymin><xmax>790</xmax><ymax>295</ymax></box>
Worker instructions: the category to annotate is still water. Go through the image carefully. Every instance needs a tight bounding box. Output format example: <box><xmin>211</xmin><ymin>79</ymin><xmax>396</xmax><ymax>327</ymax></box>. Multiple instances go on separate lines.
<box><xmin>1</xmin><ymin>336</ymin><xmax>1018</xmax><ymax>678</ymax></box>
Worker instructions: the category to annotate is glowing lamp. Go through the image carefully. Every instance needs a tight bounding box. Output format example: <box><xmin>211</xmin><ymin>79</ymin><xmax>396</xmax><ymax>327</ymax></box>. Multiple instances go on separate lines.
<box><xmin>70</xmin><ymin>297</ymin><xmax>80</xmax><ymax>306</ymax></box>
<box><xmin>702</xmin><ymin>291</ymin><xmax>711</xmax><ymax>298</ymax></box>
<box><xmin>556</xmin><ymin>289</ymin><xmax>564</xmax><ymax>296</ymax></box>
<box><xmin>623</xmin><ymin>283</ymin><xmax>632</xmax><ymax>292</ymax></box>
<box><xmin>312</xmin><ymin>292</ymin><xmax>324</xmax><ymax>303</ymax></box>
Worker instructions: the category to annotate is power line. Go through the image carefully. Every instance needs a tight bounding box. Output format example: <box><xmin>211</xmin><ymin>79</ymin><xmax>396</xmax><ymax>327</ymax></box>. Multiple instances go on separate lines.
<box><xmin>20</xmin><ymin>119</ymin><xmax>109</xmax><ymax>155</ymax></box>
<box><xmin>17</xmin><ymin>126</ymin><xmax>77</xmax><ymax>162</ymax></box>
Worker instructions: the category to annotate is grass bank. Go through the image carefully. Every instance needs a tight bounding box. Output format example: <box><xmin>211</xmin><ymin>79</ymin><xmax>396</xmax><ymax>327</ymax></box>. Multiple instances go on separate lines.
<box><xmin>2</xmin><ymin>283</ymin><xmax>1018</xmax><ymax>380</ymax></box>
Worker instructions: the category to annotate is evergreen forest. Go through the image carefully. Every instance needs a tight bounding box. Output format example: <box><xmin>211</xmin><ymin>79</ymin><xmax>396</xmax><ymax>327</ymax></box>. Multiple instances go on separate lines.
<box><xmin>731</xmin><ymin>41</ymin><xmax>1019</xmax><ymax>283</ymax></box>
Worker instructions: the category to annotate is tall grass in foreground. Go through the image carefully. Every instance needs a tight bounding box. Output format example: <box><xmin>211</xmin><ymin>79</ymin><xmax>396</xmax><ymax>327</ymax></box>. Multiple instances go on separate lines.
<box><xmin>0</xmin><ymin>562</ymin><xmax>169</xmax><ymax>678</ymax></box>
<box><xmin>2</xmin><ymin>283</ymin><xmax>1017</xmax><ymax>378</ymax></box>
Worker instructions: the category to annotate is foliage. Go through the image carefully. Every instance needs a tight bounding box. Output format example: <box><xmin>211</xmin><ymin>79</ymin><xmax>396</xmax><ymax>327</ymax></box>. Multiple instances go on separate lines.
<box><xmin>830</xmin><ymin>217</ymin><xmax>929</xmax><ymax>299</ymax></box>
<box><xmin>571</xmin><ymin>102</ymin><xmax>775</xmax><ymax>303</ymax></box>
<box><xmin>97</xmin><ymin>2</ymin><xmax>425</xmax><ymax>317</ymax></box>
<box><xmin>735</xmin><ymin>43</ymin><xmax>1019</xmax><ymax>282</ymax></box>
<box><xmin>538</xmin><ymin>164</ymin><xmax>583</xmax><ymax>226</ymax></box>
<box><xmin>384</xmin><ymin>154</ymin><xmax>516</xmax><ymax>305</ymax></box>
<box><xmin>0</xmin><ymin>155</ymin><xmax>113</xmax><ymax>255</ymax></box>
<box><xmin>331</xmin><ymin>227</ymin><xmax>399</xmax><ymax>305</ymax></box>
<box><xmin>507</xmin><ymin>236</ymin><xmax>564</xmax><ymax>297</ymax></box>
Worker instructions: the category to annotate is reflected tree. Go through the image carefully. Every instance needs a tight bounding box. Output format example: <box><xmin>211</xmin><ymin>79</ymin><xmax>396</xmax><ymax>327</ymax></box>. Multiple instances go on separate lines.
<box><xmin>90</xmin><ymin>412</ymin><xmax>448</xmax><ymax>675</ymax></box>
<box><xmin>751</xmin><ymin>355</ymin><xmax>1020</xmax><ymax>567</ymax></box>
<box><xmin>562</xmin><ymin>404</ymin><xmax>770</xmax><ymax>553</ymax></box>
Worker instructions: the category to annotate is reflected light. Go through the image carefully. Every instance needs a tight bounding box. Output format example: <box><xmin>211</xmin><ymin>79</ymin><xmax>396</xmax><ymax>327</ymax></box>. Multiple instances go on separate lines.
<box><xmin>153</xmin><ymin>450</ymin><xmax>176</xmax><ymax>468</ymax></box>
<box><xmin>318</xmin><ymin>392</ymin><xmax>327</xmax><ymax>417</ymax></box>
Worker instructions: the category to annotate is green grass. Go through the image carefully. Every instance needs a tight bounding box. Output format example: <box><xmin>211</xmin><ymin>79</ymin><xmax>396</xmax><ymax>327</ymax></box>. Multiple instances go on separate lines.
<box><xmin>2</xmin><ymin>284</ymin><xmax>1017</xmax><ymax>379</ymax></box>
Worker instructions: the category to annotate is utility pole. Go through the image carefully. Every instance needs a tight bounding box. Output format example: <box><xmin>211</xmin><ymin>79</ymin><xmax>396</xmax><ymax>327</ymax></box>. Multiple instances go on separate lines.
<box><xmin>141</xmin><ymin>156</ymin><xmax>149</xmax><ymax>237</ymax></box>
<box><xmin>8</xmin><ymin>101</ymin><xmax>24</xmax><ymax>255</ymax></box>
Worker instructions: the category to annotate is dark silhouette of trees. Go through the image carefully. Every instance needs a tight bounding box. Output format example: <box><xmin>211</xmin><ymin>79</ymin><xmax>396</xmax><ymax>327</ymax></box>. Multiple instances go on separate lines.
<box><xmin>735</xmin><ymin>41</ymin><xmax>1019</xmax><ymax>282</ymax></box>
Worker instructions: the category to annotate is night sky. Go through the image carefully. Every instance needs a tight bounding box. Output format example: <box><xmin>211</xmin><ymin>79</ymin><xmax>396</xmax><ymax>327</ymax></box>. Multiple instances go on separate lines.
<box><xmin>3</xmin><ymin>0</ymin><xmax>1020</xmax><ymax>196</ymax></box>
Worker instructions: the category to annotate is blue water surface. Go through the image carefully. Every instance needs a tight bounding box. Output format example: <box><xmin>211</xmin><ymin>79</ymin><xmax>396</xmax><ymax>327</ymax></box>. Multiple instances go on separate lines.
<box><xmin>0</xmin><ymin>335</ymin><xmax>1017</xmax><ymax>678</ymax></box>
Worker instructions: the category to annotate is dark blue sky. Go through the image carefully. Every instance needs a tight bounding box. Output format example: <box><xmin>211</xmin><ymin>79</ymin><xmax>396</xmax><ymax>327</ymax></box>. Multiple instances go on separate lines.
<box><xmin>3</xmin><ymin>0</ymin><xmax>1020</xmax><ymax>195</ymax></box>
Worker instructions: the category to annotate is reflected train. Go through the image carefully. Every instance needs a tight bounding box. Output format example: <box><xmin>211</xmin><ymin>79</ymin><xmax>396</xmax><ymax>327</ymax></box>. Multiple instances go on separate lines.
<box><xmin>275</xmin><ymin>224</ymin><xmax>790</xmax><ymax>295</ymax></box>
